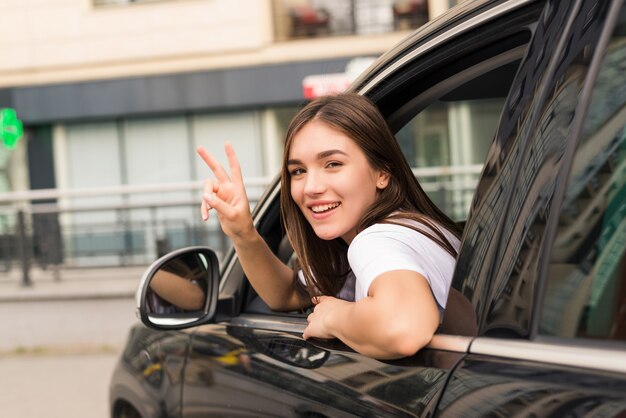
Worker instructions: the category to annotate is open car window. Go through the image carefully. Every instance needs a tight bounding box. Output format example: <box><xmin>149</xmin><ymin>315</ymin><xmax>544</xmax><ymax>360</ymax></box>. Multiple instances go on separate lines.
<box><xmin>241</xmin><ymin>7</ymin><xmax>542</xmax><ymax>315</ymax></box>
<box><xmin>395</xmin><ymin>59</ymin><xmax>522</xmax><ymax>221</ymax></box>
<box><xmin>243</xmin><ymin>63</ymin><xmax>531</xmax><ymax>316</ymax></box>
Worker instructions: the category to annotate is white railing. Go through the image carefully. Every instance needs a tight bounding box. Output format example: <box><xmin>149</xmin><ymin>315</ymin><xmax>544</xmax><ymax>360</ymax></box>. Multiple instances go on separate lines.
<box><xmin>0</xmin><ymin>165</ymin><xmax>482</xmax><ymax>282</ymax></box>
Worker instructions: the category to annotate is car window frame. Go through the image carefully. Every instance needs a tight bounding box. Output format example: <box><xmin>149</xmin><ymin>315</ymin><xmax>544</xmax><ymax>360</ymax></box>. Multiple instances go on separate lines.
<box><xmin>227</xmin><ymin>4</ymin><xmax>545</xmax><ymax>332</ymax></box>
<box><xmin>360</xmin><ymin>4</ymin><xmax>544</xmax><ymax>128</ymax></box>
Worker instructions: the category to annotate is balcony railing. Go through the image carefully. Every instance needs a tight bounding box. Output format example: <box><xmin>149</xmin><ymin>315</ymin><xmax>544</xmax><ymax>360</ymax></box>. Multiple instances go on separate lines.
<box><xmin>0</xmin><ymin>179</ymin><xmax>271</xmax><ymax>285</ymax></box>
<box><xmin>93</xmin><ymin>0</ymin><xmax>173</xmax><ymax>6</ymax></box>
<box><xmin>273</xmin><ymin>0</ymin><xmax>429</xmax><ymax>41</ymax></box>
<box><xmin>0</xmin><ymin>165</ymin><xmax>480</xmax><ymax>285</ymax></box>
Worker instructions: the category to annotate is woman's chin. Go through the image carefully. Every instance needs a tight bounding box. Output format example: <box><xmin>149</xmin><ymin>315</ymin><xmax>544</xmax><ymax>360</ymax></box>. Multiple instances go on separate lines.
<box><xmin>313</xmin><ymin>228</ymin><xmax>341</xmax><ymax>241</ymax></box>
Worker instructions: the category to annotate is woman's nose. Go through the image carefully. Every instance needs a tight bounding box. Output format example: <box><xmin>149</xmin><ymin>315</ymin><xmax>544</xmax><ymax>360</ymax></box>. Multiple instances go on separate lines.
<box><xmin>303</xmin><ymin>171</ymin><xmax>326</xmax><ymax>195</ymax></box>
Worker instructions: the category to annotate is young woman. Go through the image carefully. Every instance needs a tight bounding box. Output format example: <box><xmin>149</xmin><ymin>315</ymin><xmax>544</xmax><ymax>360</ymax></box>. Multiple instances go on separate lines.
<box><xmin>198</xmin><ymin>93</ymin><xmax>461</xmax><ymax>359</ymax></box>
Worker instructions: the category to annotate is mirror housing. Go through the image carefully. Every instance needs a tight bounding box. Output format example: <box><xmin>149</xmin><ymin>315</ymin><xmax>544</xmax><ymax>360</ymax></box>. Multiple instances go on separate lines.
<box><xmin>136</xmin><ymin>246</ymin><xmax>219</xmax><ymax>330</ymax></box>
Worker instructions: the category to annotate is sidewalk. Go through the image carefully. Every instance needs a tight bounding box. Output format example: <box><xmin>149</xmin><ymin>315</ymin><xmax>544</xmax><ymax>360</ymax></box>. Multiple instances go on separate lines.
<box><xmin>0</xmin><ymin>265</ymin><xmax>149</xmax><ymax>352</ymax></box>
<box><xmin>0</xmin><ymin>265</ymin><xmax>148</xmax><ymax>302</ymax></box>
<box><xmin>0</xmin><ymin>351</ymin><xmax>118</xmax><ymax>418</ymax></box>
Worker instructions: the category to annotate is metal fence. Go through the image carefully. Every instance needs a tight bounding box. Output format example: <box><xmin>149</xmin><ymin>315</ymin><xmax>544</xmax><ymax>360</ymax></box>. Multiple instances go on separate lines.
<box><xmin>0</xmin><ymin>178</ymin><xmax>271</xmax><ymax>285</ymax></box>
<box><xmin>0</xmin><ymin>165</ymin><xmax>481</xmax><ymax>286</ymax></box>
<box><xmin>273</xmin><ymin>0</ymin><xmax>429</xmax><ymax>41</ymax></box>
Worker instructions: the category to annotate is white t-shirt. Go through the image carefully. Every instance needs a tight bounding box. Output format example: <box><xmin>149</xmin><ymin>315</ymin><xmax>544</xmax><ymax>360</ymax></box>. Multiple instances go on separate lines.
<box><xmin>298</xmin><ymin>220</ymin><xmax>460</xmax><ymax>309</ymax></box>
<box><xmin>348</xmin><ymin>221</ymin><xmax>459</xmax><ymax>309</ymax></box>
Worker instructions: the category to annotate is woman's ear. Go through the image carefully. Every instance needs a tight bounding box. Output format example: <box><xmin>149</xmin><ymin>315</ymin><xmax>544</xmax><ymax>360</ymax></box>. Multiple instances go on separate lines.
<box><xmin>376</xmin><ymin>171</ymin><xmax>391</xmax><ymax>189</ymax></box>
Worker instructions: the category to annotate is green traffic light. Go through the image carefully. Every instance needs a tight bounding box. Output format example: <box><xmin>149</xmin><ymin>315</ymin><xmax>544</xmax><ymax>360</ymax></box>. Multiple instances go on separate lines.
<box><xmin>0</xmin><ymin>108</ymin><xmax>24</xmax><ymax>149</ymax></box>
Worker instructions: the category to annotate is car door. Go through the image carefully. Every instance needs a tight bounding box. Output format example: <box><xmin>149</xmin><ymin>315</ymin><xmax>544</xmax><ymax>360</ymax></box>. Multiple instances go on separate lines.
<box><xmin>438</xmin><ymin>0</ymin><xmax>626</xmax><ymax>415</ymax></box>
<box><xmin>180</xmin><ymin>1</ymin><xmax>550</xmax><ymax>416</ymax></box>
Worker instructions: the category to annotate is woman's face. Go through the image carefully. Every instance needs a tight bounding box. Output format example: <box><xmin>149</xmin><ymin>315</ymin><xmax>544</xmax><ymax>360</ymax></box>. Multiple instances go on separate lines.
<box><xmin>287</xmin><ymin>120</ymin><xmax>389</xmax><ymax>243</ymax></box>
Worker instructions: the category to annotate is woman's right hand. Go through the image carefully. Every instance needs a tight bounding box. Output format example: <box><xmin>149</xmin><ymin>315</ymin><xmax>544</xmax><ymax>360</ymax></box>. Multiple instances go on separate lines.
<box><xmin>197</xmin><ymin>143</ymin><xmax>255</xmax><ymax>242</ymax></box>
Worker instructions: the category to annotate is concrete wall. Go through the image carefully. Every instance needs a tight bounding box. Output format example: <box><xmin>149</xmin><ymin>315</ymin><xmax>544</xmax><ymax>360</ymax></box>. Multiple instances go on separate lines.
<box><xmin>0</xmin><ymin>0</ymin><xmax>273</xmax><ymax>86</ymax></box>
<box><xmin>0</xmin><ymin>0</ymin><xmax>414</xmax><ymax>89</ymax></box>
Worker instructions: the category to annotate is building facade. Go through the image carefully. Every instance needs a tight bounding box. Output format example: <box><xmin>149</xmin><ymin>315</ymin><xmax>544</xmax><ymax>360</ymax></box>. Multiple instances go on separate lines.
<box><xmin>0</xmin><ymin>0</ymin><xmax>470</xmax><ymax>268</ymax></box>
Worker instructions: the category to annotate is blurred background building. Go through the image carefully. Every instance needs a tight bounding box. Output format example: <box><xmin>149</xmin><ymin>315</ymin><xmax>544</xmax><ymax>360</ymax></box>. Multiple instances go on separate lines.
<box><xmin>0</xmin><ymin>0</ymin><xmax>468</xmax><ymax>277</ymax></box>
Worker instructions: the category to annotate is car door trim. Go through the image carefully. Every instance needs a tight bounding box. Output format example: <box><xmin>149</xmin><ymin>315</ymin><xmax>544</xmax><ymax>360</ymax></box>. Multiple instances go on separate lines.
<box><xmin>387</xmin><ymin>45</ymin><xmax>527</xmax><ymax>129</ymax></box>
<box><xmin>358</xmin><ymin>0</ymin><xmax>534</xmax><ymax>95</ymax></box>
<box><xmin>232</xmin><ymin>313</ymin><xmax>473</xmax><ymax>353</ymax></box>
<box><xmin>427</xmin><ymin>334</ymin><xmax>473</xmax><ymax>352</ymax></box>
<box><xmin>231</xmin><ymin>313</ymin><xmax>308</xmax><ymax>334</ymax></box>
<box><xmin>470</xmin><ymin>337</ymin><xmax>626</xmax><ymax>373</ymax></box>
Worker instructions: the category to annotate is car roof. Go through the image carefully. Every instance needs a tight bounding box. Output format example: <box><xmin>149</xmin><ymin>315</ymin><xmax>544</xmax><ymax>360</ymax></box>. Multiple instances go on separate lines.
<box><xmin>351</xmin><ymin>0</ymin><xmax>538</xmax><ymax>95</ymax></box>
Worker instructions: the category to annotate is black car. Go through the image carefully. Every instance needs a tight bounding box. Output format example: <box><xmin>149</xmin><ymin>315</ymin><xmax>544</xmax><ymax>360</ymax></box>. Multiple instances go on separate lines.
<box><xmin>110</xmin><ymin>0</ymin><xmax>626</xmax><ymax>416</ymax></box>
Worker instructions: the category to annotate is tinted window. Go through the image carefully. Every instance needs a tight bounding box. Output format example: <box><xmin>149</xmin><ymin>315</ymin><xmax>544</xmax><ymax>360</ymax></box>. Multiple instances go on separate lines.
<box><xmin>540</xmin><ymin>4</ymin><xmax>626</xmax><ymax>341</ymax></box>
<box><xmin>452</xmin><ymin>0</ymin><xmax>584</xmax><ymax>330</ymax></box>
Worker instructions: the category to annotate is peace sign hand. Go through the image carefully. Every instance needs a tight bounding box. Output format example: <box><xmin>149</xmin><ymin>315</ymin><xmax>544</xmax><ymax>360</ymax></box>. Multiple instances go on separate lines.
<box><xmin>197</xmin><ymin>143</ymin><xmax>254</xmax><ymax>241</ymax></box>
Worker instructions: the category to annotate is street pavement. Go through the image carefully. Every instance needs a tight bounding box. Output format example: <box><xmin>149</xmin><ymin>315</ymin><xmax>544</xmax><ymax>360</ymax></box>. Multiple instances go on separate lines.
<box><xmin>0</xmin><ymin>351</ymin><xmax>119</xmax><ymax>418</ymax></box>
<box><xmin>0</xmin><ymin>265</ymin><xmax>148</xmax><ymax>418</ymax></box>
<box><xmin>0</xmin><ymin>265</ymin><xmax>146</xmax><ymax>351</ymax></box>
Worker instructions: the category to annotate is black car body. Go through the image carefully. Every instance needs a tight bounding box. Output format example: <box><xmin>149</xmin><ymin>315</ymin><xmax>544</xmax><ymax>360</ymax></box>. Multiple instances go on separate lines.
<box><xmin>110</xmin><ymin>0</ymin><xmax>626</xmax><ymax>416</ymax></box>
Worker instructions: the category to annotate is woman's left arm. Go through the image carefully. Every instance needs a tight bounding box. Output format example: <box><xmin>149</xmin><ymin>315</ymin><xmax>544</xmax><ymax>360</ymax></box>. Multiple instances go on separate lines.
<box><xmin>303</xmin><ymin>270</ymin><xmax>440</xmax><ymax>359</ymax></box>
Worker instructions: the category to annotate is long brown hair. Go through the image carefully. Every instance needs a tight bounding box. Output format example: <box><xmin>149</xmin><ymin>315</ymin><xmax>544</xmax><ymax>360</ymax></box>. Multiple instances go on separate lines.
<box><xmin>280</xmin><ymin>93</ymin><xmax>462</xmax><ymax>298</ymax></box>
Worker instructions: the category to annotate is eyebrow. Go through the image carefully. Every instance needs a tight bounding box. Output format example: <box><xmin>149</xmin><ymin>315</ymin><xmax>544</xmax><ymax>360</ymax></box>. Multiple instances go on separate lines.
<box><xmin>287</xmin><ymin>149</ymin><xmax>348</xmax><ymax>166</ymax></box>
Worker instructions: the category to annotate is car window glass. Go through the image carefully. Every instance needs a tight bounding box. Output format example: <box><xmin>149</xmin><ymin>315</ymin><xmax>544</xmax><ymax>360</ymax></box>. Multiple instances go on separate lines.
<box><xmin>376</xmin><ymin>6</ymin><xmax>542</xmax><ymax>223</ymax></box>
<box><xmin>540</xmin><ymin>6</ymin><xmax>626</xmax><ymax>341</ymax></box>
<box><xmin>451</xmin><ymin>0</ymin><xmax>577</xmax><ymax>326</ymax></box>
<box><xmin>474</xmin><ymin>0</ymin><xmax>611</xmax><ymax>337</ymax></box>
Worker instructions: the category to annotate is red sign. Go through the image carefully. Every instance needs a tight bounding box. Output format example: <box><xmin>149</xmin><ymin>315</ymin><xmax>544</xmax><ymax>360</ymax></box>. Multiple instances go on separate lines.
<box><xmin>302</xmin><ymin>73</ymin><xmax>352</xmax><ymax>99</ymax></box>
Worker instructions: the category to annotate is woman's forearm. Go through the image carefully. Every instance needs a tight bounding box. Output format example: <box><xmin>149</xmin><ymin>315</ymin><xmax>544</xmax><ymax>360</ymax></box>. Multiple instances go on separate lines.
<box><xmin>309</xmin><ymin>271</ymin><xmax>440</xmax><ymax>359</ymax></box>
<box><xmin>197</xmin><ymin>144</ymin><xmax>305</xmax><ymax>311</ymax></box>
<box><xmin>150</xmin><ymin>270</ymin><xmax>205</xmax><ymax>310</ymax></box>
<box><xmin>232</xmin><ymin>230</ymin><xmax>308</xmax><ymax>311</ymax></box>
<box><xmin>326</xmin><ymin>298</ymin><xmax>435</xmax><ymax>359</ymax></box>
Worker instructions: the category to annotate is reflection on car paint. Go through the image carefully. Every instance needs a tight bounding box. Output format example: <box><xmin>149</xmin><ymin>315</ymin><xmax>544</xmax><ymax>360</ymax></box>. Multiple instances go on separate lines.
<box><xmin>119</xmin><ymin>326</ymin><xmax>191</xmax><ymax>417</ymax></box>
<box><xmin>180</xmin><ymin>325</ymin><xmax>463</xmax><ymax>417</ymax></box>
<box><xmin>438</xmin><ymin>357</ymin><xmax>626</xmax><ymax>417</ymax></box>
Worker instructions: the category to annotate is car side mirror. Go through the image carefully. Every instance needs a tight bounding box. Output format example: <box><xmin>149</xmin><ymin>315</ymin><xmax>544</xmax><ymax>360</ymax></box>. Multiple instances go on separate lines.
<box><xmin>136</xmin><ymin>246</ymin><xmax>219</xmax><ymax>330</ymax></box>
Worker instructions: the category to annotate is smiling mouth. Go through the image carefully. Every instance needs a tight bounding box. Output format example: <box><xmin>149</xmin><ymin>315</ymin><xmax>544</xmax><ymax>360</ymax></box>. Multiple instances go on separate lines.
<box><xmin>310</xmin><ymin>202</ymin><xmax>341</xmax><ymax>214</ymax></box>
